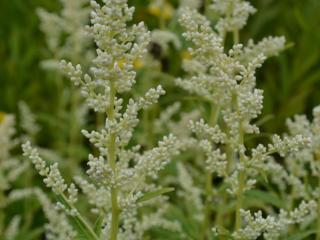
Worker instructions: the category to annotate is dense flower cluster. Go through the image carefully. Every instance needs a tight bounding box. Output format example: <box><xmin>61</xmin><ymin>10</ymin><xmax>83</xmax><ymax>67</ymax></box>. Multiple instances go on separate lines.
<box><xmin>175</xmin><ymin>0</ymin><xmax>313</xmax><ymax>239</ymax></box>
<box><xmin>23</xmin><ymin>0</ymin><xmax>181</xmax><ymax>239</ymax></box>
<box><xmin>211</xmin><ymin>0</ymin><xmax>256</xmax><ymax>36</ymax></box>
<box><xmin>0</xmin><ymin>114</ymin><xmax>30</xmax><ymax>192</ymax></box>
<box><xmin>13</xmin><ymin>0</ymin><xmax>320</xmax><ymax>239</ymax></box>
<box><xmin>37</xmin><ymin>0</ymin><xmax>92</xmax><ymax>69</ymax></box>
<box><xmin>0</xmin><ymin>112</ymin><xmax>34</xmax><ymax>238</ymax></box>
<box><xmin>233</xmin><ymin>200</ymin><xmax>317</xmax><ymax>240</ymax></box>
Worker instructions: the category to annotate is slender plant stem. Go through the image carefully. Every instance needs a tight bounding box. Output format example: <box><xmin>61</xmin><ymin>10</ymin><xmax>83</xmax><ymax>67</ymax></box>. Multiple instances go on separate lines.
<box><xmin>159</xmin><ymin>5</ymin><xmax>165</xmax><ymax>30</ymax></box>
<box><xmin>94</xmin><ymin>112</ymin><xmax>105</xmax><ymax>156</ymax></box>
<box><xmin>200</xmin><ymin>105</ymin><xmax>220</xmax><ymax>240</ymax></box>
<box><xmin>233</xmin><ymin>30</ymin><xmax>239</xmax><ymax>45</ymax></box>
<box><xmin>317</xmin><ymin>173</ymin><xmax>320</xmax><ymax>240</ymax></box>
<box><xmin>68</xmin><ymin>88</ymin><xmax>80</xmax><ymax>173</ymax></box>
<box><xmin>204</xmin><ymin>0</ymin><xmax>211</xmax><ymax>15</ymax></box>
<box><xmin>226</xmin><ymin>93</ymin><xmax>237</xmax><ymax>176</ymax></box>
<box><xmin>0</xmin><ymin>190</ymin><xmax>4</xmax><ymax>235</ymax></box>
<box><xmin>61</xmin><ymin>194</ymin><xmax>99</xmax><ymax>240</ymax></box>
<box><xmin>226</xmin><ymin>145</ymin><xmax>236</xmax><ymax>174</ymax></box>
<box><xmin>235</xmin><ymin>172</ymin><xmax>245</xmax><ymax>230</ymax></box>
<box><xmin>232</xmin><ymin>28</ymin><xmax>244</xmax><ymax>230</ymax></box>
<box><xmin>201</xmin><ymin>172</ymin><xmax>213</xmax><ymax>240</ymax></box>
<box><xmin>235</xmin><ymin>125</ymin><xmax>245</xmax><ymax>230</ymax></box>
<box><xmin>107</xmin><ymin>81</ymin><xmax>120</xmax><ymax>240</ymax></box>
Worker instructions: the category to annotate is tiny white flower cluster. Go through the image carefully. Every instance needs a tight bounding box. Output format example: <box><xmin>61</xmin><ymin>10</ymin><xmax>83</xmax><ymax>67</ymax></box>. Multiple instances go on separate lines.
<box><xmin>233</xmin><ymin>200</ymin><xmax>317</xmax><ymax>240</ymax></box>
<box><xmin>0</xmin><ymin>113</ymin><xmax>16</xmax><ymax>160</ymax></box>
<box><xmin>151</xmin><ymin>30</ymin><xmax>181</xmax><ymax>55</ymax></box>
<box><xmin>37</xmin><ymin>0</ymin><xmax>92</xmax><ymax>69</ymax></box>
<box><xmin>60</xmin><ymin>0</ymin><xmax>152</xmax><ymax>112</ymax></box>
<box><xmin>134</xmin><ymin>134</ymin><xmax>179</xmax><ymax>179</ymax></box>
<box><xmin>286</xmin><ymin>105</ymin><xmax>320</xmax><ymax>168</ymax></box>
<box><xmin>189</xmin><ymin>119</ymin><xmax>226</xmax><ymax>144</ymax></box>
<box><xmin>24</xmin><ymin>0</ymin><xmax>181</xmax><ymax>239</ymax></box>
<box><xmin>177</xmin><ymin>5</ymin><xmax>307</xmax><ymax>187</ymax></box>
<box><xmin>8</xmin><ymin>188</ymin><xmax>78</xmax><ymax>240</ymax></box>
<box><xmin>177</xmin><ymin>9</ymin><xmax>269</xmax><ymax>128</ymax></box>
<box><xmin>155</xmin><ymin>102</ymin><xmax>182</xmax><ymax>131</ymax></box>
<box><xmin>211</xmin><ymin>0</ymin><xmax>256</xmax><ymax>36</ymax></box>
<box><xmin>0</xmin><ymin>114</ymin><xmax>29</xmax><ymax>191</ymax></box>
<box><xmin>175</xmin><ymin>1</ymin><xmax>314</xmax><ymax>238</ymax></box>
<box><xmin>22</xmin><ymin>142</ymin><xmax>67</xmax><ymax>194</ymax></box>
<box><xmin>268</xmin><ymin>134</ymin><xmax>311</xmax><ymax>157</ymax></box>
<box><xmin>176</xmin><ymin>163</ymin><xmax>203</xmax><ymax>221</ymax></box>
<box><xmin>155</xmin><ymin>103</ymin><xmax>201</xmax><ymax>151</ymax></box>
<box><xmin>0</xmin><ymin>112</ymin><xmax>39</xmax><ymax>238</ymax></box>
<box><xmin>241</xmin><ymin>36</ymin><xmax>286</xmax><ymax>64</ymax></box>
<box><xmin>18</xmin><ymin>101</ymin><xmax>40</xmax><ymax>138</ymax></box>
<box><xmin>4</xmin><ymin>215</ymin><xmax>21</xmax><ymax>240</ymax></box>
<box><xmin>259</xmin><ymin>105</ymin><xmax>320</xmax><ymax>235</ymax></box>
<box><xmin>34</xmin><ymin>189</ymin><xmax>76</xmax><ymax>240</ymax></box>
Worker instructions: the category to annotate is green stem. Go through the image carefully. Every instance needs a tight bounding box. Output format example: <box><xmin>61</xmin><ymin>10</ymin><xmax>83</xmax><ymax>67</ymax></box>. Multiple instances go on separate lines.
<box><xmin>209</xmin><ymin>105</ymin><xmax>220</xmax><ymax>126</ymax></box>
<box><xmin>233</xmin><ymin>30</ymin><xmax>239</xmax><ymax>45</ymax></box>
<box><xmin>226</xmin><ymin>146</ymin><xmax>235</xmax><ymax>174</ymax></box>
<box><xmin>200</xmin><ymin>105</ymin><xmax>220</xmax><ymax>240</ymax></box>
<box><xmin>60</xmin><ymin>194</ymin><xmax>99</xmax><ymax>240</ymax></box>
<box><xmin>200</xmin><ymin>172</ymin><xmax>213</xmax><ymax>240</ymax></box>
<box><xmin>68</xmin><ymin>87</ymin><xmax>80</xmax><ymax>174</ymax></box>
<box><xmin>94</xmin><ymin>112</ymin><xmax>105</xmax><ymax>156</ymax></box>
<box><xmin>317</xmin><ymin>177</ymin><xmax>320</xmax><ymax>240</ymax></box>
<box><xmin>0</xmin><ymin>190</ymin><xmax>5</xmax><ymax>235</ymax></box>
<box><xmin>204</xmin><ymin>0</ymin><xmax>211</xmax><ymax>15</ymax></box>
<box><xmin>235</xmin><ymin>126</ymin><xmax>245</xmax><ymax>230</ymax></box>
<box><xmin>159</xmin><ymin>5</ymin><xmax>165</xmax><ymax>30</ymax></box>
<box><xmin>107</xmin><ymin>81</ymin><xmax>120</xmax><ymax>240</ymax></box>
<box><xmin>110</xmin><ymin>187</ymin><xmax>120</xmax><ymax>240</ymax></box>
<box><xmin>235</xmin><ymin>171</ymin><xmax>245</xmax><ymax>230</ymax></box>
<box><xmin>226</xmin><ymin>93</ymin><xmax>237</xmax><ymax>174</ymax></box>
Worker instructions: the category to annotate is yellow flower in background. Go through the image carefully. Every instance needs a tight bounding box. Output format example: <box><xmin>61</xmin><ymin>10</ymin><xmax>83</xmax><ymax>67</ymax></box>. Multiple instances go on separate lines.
<box><xmin>148</xmin><ymin>5</ymin><xmax>161</xmax><ymax>16</ymax></box>
<box><xmin>181</xmin><ymin>50</ymin><xmax>192</xmax><ymax>60</ymax></box>
<box><xmin>133</xmin><ymin>59</ymin><xmax>144</xmax><ymax>69</ymax></box>
<box><xmin>148</xmin><ymin>0</ymin><xmax>174</xmax><ymax>20</ymax></box>
<box><xmin>116</xmin><ymin>59</ymin><xmax>144</xmax><ymax>70</ymax></box>
<box><xmin>0</xmin><ymin>112</ymin><xmax>6</xmax><ymax>123</ymax></box>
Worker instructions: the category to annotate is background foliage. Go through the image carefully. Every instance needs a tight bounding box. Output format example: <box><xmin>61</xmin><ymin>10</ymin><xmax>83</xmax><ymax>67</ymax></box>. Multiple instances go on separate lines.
<box><xmin>1</xmin><ymin>0</ymin><xmax>320</xmax><ymax>134</ymax></box>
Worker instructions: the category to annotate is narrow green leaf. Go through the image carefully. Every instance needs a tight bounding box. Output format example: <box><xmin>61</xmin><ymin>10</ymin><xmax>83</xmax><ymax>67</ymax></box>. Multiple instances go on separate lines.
<box><xmin>15</xmin><ymin>227</ymin><xmax>43</xmax><ymax>240</ymax></box>
<box><xmin>93</xmin><ymin>213</ymin><xmax>105</xmax><ymax>236</ymax></box>
<box><xmin>57</xmin><ymin>195</ymin><xmax>99</xmax><ymax>240</ymax></box>
<box><xmin>136</xmin><ymin>187</ymin><xmax>175</xmax><ymax>203</ymax></box>
<box><xmin>255</xmin><ymin>114</ymin><xmax>274</xmax><ymax>127</ymax></box>
<box><xmin>285</xmin><ymin>229</ymin><xmax>316</xmax><ymax>240</ymax></box>
<box><xmin>169</xmin><ymin>206</ymin><xmax>198</xmax><ymax>240</ymax></box>
<box><xmin>284</xmin><ymin>42</ymin><xmax>295</xmax><ymax>50</ymax></box>
<box><xmin>245</xmin><ymin>190</ymin><xmax>285</xmax><ymax>209</ymax></box>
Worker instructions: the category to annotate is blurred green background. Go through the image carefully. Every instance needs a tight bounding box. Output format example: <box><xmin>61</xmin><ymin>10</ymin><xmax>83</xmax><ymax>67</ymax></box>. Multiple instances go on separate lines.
<box><xmin>0</xmin><ymin>0</ymin><xmax>320</xmax><ymax>135</ymax></box>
